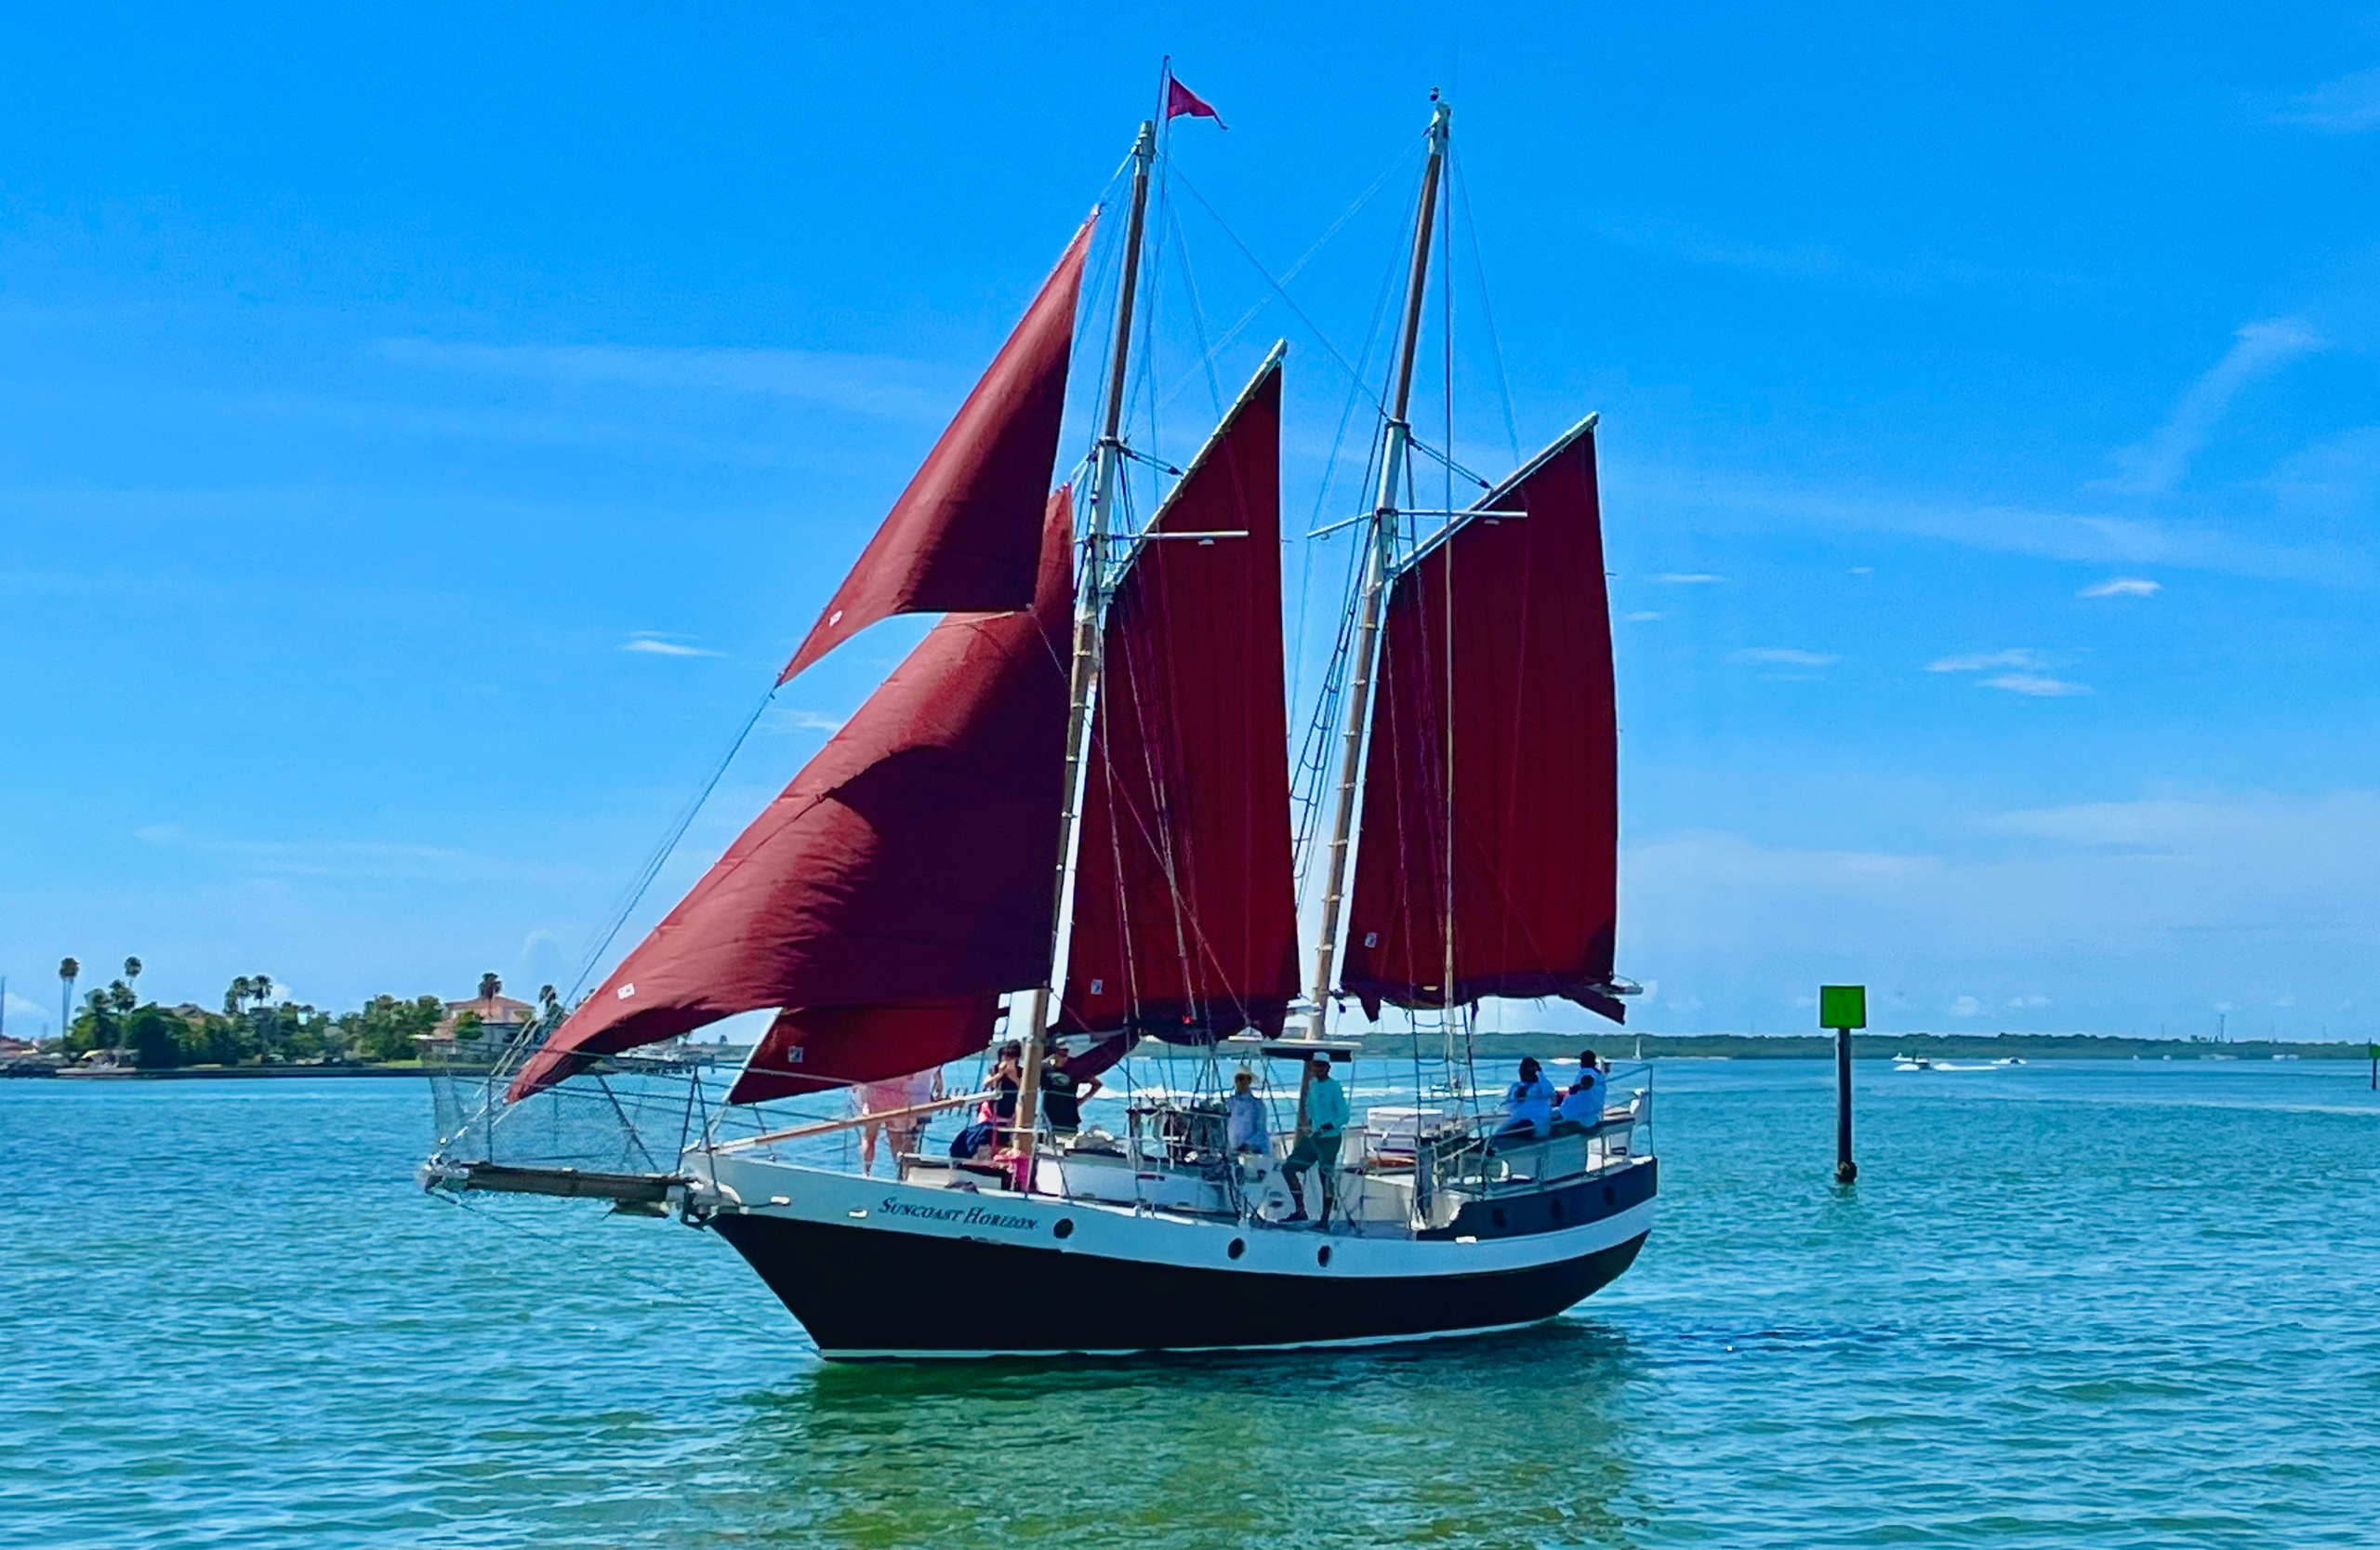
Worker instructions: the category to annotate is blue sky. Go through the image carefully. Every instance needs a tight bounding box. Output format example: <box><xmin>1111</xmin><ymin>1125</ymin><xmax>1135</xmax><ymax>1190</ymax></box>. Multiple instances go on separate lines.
<box><xmin>5</xmin><ymin>6</ymin><xmax>2378</xmax><ymax>1040</ymax></box>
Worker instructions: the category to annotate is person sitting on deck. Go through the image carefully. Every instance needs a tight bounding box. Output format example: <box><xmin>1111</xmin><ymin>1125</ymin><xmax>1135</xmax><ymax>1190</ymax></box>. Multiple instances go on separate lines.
<box><xmin>1224</xmin><ymin>1067</ymin><xmax>1269</xmax><ymax>1158</ymax></box>
<box><xmin>1499</xmin><ymin>1057</ymin><xmax>1558</xmax><ymax>1138</ymax></box>
<box><xmin>1557</xmin><ymin>1050</ymin><xmax>1607</xmax><ymax>1127</ymax></box>
<box><xmin>1281</xmin><ymin>1055</ymin><xmax>1348</xmax><ymax>1227</ymax></box>
<box><xmin>1036</xmin><ymin>1040</ymin><xmax>1102</xmax><ymax>1136</ymax></box>
<box><xmin>950</xmin><ymin>1040</ymin><xmax>1024</xmax><ymax>1159</ymax></box>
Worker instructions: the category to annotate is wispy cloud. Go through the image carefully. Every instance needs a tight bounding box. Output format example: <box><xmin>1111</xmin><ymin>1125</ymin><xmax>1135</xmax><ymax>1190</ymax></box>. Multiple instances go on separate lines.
<box><xmin>2080</xmin><ymin>576</ymin><xmax>2160</xmax><ymax>598</ymax></box>
<box><xmin>1730</xmin><ymin>647</ymin><xmax>1839</xmax><ymax>668</ymax></box>
<box><xmin>2099</xmin><ymin>319</ymin><xmax>2322</xmax><ymax>495</ymax></box>
<box><xmin>2277</xmin><ymin>66</ymin><xmax>2380</xmax><ymax>133</ymax></box>
<box><xmin>621</xmin><ymin>632</ymin><xmax>721</xmax><ymax>658</ymax></box>
<box><xmin>1633</xmin><ymin>464</ymin><xmax>2367</xmax><ymax>587</ymax></box>
<box><xmin>1624</xmin><ymin>610</ymin><xmax>1665</xmax><ymax>622</ymax></box>
<box><xmin>1929</xmin><ymin>648</ymin><xmax>2044</xmax><ymax>673</ymax></box>
<box><xmin>1982</xmin><ymin>673</ymin><xmax>2092</xmax><ymax>697</ymax></box>
<box><xmin>766</xmin><ymin>708</ymin><xmax>849</xmax><ymax>735</ymax></box>
<box><xmin>374</xmin><ymin>339</ymin><xmax>957</xmax><ymax>422</ymax></box>
<box><xmin>1655</xmin><ymin>572</ymin><xmax>1724</xmax><ymax>585</ymax></box>
<box><xmin>2008</xmin><ymin>993</ymin><xmax>2048</xmax><ymax>1009</ymax></box>
<box><xmin>133</xmin><ymin>828</ymin><xmax>525</xmax><ymax>882</ymax></box>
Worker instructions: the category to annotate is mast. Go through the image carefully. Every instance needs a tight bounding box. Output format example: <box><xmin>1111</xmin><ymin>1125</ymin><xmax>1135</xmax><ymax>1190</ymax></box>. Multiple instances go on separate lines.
<box><xmin>1014</xmin><ymin>119</ymin><xmax>1157</xmax><ymax>1151</ymax></box>
<box><xmin>1306</xmin><ymin>97</ymin><xmax>1451</xmax><ymax>1040</ymax></box>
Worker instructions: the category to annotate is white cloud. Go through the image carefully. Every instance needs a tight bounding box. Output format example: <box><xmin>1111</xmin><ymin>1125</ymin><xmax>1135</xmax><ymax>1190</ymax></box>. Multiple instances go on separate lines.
<box><xmin>2080</xmin><ymin>576</ymin><xmax>2161</xmax><ymax>598</ymax></box>
<box><xmin>770</xmin><ymin>709</ymin><xmax>849</xmax><ymax>735</ymax></box>
<box><xmin>1848</xmin><ymin>565</ymin><xmax>1873</xmax><ymax>576</ymax></box>
<box><xmin>1950</xmin><ymin>995</ymin><xmax>1984</xmax><ymax>1017</ymax></box>
<box><xmin>2278</xmin><ymin>66</ymin><xmax>2380</xmax><ymax>133</ymax></box>
<box><xmin>1929</xmin><ymin>648</ymin><xmax>2043</xmax><ymax>673</ymax></box>
<box><xmin>1730</xmin><ymin>647</ymin><xmax>1839</xmax><ymax>668</ymax></box>
<box><xmin>1655</xmin><ymin>572</ymin><xmax>1724</xmax><ymax>585</ymax></box>
<box><xmin>2009</xmin><ymin>993</ymin><xmax>2049</xmax><ymax>1009</ymax></box>
<box><xmin>1623</xmin><ymin>464</ymin><xmax>2368</xmax><ymax>587</ymax></box>
<box><xmin>374</xmin><ymin>338</ymin><xmax>957</xmax><ymax>422</ymax></box>
<box><xmin>2100</xmin><ymin>319</ymin><xmax>2322</xmax><ymax>495</ymax></box>
<box><xmin>621</xmin><ymin>632</ymin><xmax>721</xmax><ymax>658</ymax></box>
<box><xmin>1624</xmin><ymin>610</ymin><xmax>1665</xmax><ymax>622</ymax></box>
<box><xmin>1981</xmin><ymin>673</ymin><xmax>2092</xmax><ymax>697</ymax></box>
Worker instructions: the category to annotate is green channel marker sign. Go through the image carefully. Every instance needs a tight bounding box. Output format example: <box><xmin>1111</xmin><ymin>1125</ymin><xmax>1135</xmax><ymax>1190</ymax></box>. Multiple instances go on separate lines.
<box><xmin>1820</xmin><ymin>985</ymin><xmax>1867</xmax><ymax>1030</ymax></box>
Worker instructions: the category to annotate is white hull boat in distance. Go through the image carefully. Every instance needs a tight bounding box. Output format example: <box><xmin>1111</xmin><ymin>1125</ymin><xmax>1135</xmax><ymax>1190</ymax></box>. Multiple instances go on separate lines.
<box><xmin>421</xmin><ymin>86</ymin><xmax>1661</xmax><ymax>1363</ymax></box>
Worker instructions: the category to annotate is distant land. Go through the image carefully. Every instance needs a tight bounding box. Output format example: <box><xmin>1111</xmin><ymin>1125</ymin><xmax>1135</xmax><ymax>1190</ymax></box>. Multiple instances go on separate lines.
<box><xmin>1416</xmin><ymin>1031</ymin><xmax>2371</xmax><ymax>1062</ymax></box>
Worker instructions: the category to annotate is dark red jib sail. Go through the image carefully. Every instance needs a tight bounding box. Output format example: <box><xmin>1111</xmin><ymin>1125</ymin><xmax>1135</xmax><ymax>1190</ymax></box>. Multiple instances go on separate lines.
<box><xmin>777</xmin><ymin>216</ymin><xmax>1093</xmax><ymax>684</ymax></box>
<box><xmin>1339</xmin><ymin>416</ymin><xmax>1625</xmax><ymax>1023</ymax></box>
<box><xmin>1060</xmin><ymin>353</ymin><xmax>1299</xmax><ymax>1045</ymax></box>
<box><xmin>509</xmin><ymin>490</ymin><xmax>1076</xmax><ymax>1102</ymax></box>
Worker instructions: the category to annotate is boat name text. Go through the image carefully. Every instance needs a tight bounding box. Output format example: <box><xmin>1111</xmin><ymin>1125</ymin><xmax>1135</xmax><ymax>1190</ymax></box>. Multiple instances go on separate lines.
<box><xmin>878</xmin><ymin>1198</ymin><xmax>1040</xmax><ymax>1232</ymax></box>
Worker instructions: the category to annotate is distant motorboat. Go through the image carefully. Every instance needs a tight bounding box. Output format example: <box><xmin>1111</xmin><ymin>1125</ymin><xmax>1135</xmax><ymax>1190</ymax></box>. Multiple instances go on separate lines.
<box><xmin>1893</xmin><ymin>1054</ymin><xmax>1932</xmax><ymax>1071</ymax></box>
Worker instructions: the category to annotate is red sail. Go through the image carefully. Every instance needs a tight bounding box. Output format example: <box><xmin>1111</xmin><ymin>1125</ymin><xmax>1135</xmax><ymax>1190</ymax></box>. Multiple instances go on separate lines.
<box><xmin>778</xmin><ymin>217</ymin><xmax>1092</xmax><ymax>683</ymax></box>
<box><xmin>1060</xmin><ymin>354</ymin><xmax>1299</xmax><ymax>1043</ymax></box>
<box><xmin>1339</xmin><ymin>417</ymin><xmax>1624</xmax><ymax>1023</ymax></box>
<box><xmin>510</xmin><ymin>491</ymin><xmax>1076</xmax><ymax>1101</ymax></box>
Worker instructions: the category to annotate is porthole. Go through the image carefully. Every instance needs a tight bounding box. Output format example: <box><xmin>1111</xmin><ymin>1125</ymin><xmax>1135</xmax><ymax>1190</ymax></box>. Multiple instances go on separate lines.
<box><xmin>1603</xmin><ymin>1185</ymin><xmax>1617</xmax><ymax>1206</ymax></box>
<box><xmin>1053</xmin><ymin>1218</ymin><xmax>1075</xmax><ymax>1240</ymax></box>
<box><xmin>1550</xmin><ymin>1200</ymin><xmax>1565</xmax><ymax>1222</ymax></box>
<box><xmin>1227</xmin><ymin>1238</ymin><xmax>1247</xmax><ymax>1260</ymax></box>
<box><xmin>1491</xmin><ymin>1208</ymin><xmax>1507</xmax><ymax>1228</ymax></box>
<box><xmin>1316</xmin><ymin>1246</ymin><xmax>1332</xmax><ymax>1267</ymax></box>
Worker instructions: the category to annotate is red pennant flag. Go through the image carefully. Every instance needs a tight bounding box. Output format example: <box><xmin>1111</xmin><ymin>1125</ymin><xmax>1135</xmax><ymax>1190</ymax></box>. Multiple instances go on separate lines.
<box><xmin>1165</xmin><ymin>74</ymin><xmax>1225</xmax><ymax>128</ymax></box>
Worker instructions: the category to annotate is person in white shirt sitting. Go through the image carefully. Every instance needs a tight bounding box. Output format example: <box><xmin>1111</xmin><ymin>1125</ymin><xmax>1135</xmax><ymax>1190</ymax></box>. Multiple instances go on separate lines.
<box><xmin>1557</xmin><ymin>1049</ymin><xmax>1607</xmax><ymax>1127</ymax></box>
<box><xmin>1498</xmin><ymin>1057</ymin><xmax>1558</xmax><ymax>1138</ymax></box>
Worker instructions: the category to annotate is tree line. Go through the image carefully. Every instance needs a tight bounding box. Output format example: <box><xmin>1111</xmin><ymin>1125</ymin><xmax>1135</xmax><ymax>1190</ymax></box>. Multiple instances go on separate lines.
<box><xmin>46</xmin><ymin>958</ymin><xmax>561</xmax><ymax>1069</ymax></box>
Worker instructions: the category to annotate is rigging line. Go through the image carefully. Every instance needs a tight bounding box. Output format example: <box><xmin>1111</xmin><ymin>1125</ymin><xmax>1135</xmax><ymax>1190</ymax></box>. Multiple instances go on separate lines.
<box><xmin>1450</xmin><ymin>146</ymin><xmax>1523</xmax><ymax>468</ymax></box>
<box><xmin>566</xmin><ymin>682</ymin><xmax>778</xmax><ymax>1001</ymax></box>
<box><xmin>1167</xmin><ymin>167</ymin><xmax>1388</xmax><ymax>414</ymax></box>
<box><xmin>1153</xmin><ymin>143</ymin><xmax>1418</xmax><ymax>415</ymax></box>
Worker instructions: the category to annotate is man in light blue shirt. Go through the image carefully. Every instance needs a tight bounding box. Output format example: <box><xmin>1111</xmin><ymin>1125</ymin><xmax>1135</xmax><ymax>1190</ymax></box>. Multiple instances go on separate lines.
<box><xmin>1499</xmin><ymin>1057</ymin><xmax>1557</xmax><ymax>1137</ymax></box>
<box><xmin>1557</xmin><ymin>1049</ymin><xmax>1606</xmax><ymax>1125</ymax></box>
<box><xmin>1282</xmin><ymin>1055</ymin><xmax>1348</xmax><ymax>1227</ymax></box>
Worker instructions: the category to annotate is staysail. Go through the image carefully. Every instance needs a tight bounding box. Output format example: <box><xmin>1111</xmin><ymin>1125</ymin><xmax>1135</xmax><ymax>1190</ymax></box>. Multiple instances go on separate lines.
<box><xmin>777</xmin><ymin>218</ymin><xmax>1093</xmax><ymax>683</ymax></box>
<box><xmin>1059</xmin><ymin>351</ymin><xmax>1299</xmax><ymax>1049</ymax></box>
<box><xmin>1338</xmin><ymin>416</ymin><xmax>1624</xmax><ymax>1022</ymax></box>
<box><xmin>510</xmin><ymin>489</ymin><xmax>1076</xmax><ymax>1101</ymax></box>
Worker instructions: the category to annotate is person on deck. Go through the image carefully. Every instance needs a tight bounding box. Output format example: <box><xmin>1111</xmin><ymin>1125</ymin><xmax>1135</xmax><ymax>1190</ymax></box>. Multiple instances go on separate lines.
<box><xmin>1499</xmin><ymin>1057</ymin><xmax>1557</xmax><ymax>1138</ymax></box>
<box><xmin>1557</xmin><ymin>1050</ymin><xmax>1606</xmax><ymax>1127</ymax></box>
<box><xmin>1224</xmin><ymin>1067</ymin><xmax>1269</xmax><ymax>1158</ymax></box>
<box><xmin>1036</xmin><ymin>1041</ymin><xmax>1102</xmax><ymax>1136</ymax></box>
<box><xmin>1281</xmin><ymin>1054</ymin><xmax>1348</xmax><ymax>1227</ymax></box>
<box><xmin>951</xmin><ymin>1041</ymin><xmax>1024</xmax><ymax>1160</ymax></box>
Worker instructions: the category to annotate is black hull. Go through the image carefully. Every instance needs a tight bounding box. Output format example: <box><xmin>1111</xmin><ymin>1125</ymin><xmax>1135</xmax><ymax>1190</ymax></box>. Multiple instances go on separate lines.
<box><xmin>711</xmin><ymin>1212</ymin><xmax>1649</xmax><ymax>1359</ymax></box>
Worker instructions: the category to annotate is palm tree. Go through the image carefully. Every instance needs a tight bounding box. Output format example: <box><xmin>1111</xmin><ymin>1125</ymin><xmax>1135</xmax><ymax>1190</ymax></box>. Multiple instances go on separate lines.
<box><xmin>251</xmin><ymin>974</ymin><xmax>274</xmax><ymax>1007</ymax></box>
<box><xmin>124</xmin><ymin>957</ymin><xmax>142</xmax><ymax>1006</ymax></box>
<box><xmin>478</xmin><ymin>972</ymin><xmax>503</xmax><ymax>1006</ymax></box>
<box><xmin>226</xmin><ymin>975</ymin><xmax>253</xmax><ymax>1016</ymax></box>
<box><xmin>59</xmin><ymin>958</ymin><xmax>78</xmax><ymax>1043</ymax></box>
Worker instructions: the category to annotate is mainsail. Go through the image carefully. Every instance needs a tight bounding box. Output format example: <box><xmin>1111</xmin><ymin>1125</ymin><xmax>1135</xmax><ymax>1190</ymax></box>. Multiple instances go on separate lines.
<box><xmin>510</xmin><ymin>488</ymin><xmax>1076</xmax><ymax>1102</ymax></box>
<box><xmin>1060</xmin><ymin>351</ymin><xmax>1299</xmax><ymax>1051</ymax></box>
<box><xmin>777</xmin><ymin>219</ymin><xmax>1093</xmax><ymax>683</ymax></box>
<box><xmin>1338</xmin><ymin>417</ymin><xmax>1625</xmax><ymax>1022</ymax></box>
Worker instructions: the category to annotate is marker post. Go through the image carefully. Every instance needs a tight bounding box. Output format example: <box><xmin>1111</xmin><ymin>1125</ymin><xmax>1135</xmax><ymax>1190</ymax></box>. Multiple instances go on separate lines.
<box><xmin>1820</xmin><ymin>985</ymin><xmax>1866</xmax><ymax>1184</ymax></box>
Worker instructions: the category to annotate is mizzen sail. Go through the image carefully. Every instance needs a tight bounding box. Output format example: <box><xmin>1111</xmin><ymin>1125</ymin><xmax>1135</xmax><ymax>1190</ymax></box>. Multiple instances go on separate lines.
<box><xmin>777</xmin><ymin>217</ymin><xmax>1093</xmax><ymax>684</ymax></box>
<box><xmin>510</xmin><ymin>491</ymin><xmax>1076</xmax><ymax>1101</ymax></box>
<box><xmin>1060</xmin><ymin>351</ymin><xmax>1299</xmax><ymax>1046</ymax></box>
<box><xmin>1339</xmin><ymin>417</ymin><xmax>1625</xmax><ymax>1022</ymax></box>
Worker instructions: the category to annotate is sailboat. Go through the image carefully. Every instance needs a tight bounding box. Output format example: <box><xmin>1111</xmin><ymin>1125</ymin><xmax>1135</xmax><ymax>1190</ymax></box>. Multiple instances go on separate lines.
<box><xmin>423</xmin><ymin>93</ymin><xmax>1657</xmax><ymax>1359</ymax></box>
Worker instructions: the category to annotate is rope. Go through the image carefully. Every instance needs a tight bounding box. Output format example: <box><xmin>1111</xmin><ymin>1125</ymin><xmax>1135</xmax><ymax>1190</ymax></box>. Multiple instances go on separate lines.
<box><xmin>566</xmin><ymin>682</ymin><xmax>777</xmax><ymax>1001</ymax></box>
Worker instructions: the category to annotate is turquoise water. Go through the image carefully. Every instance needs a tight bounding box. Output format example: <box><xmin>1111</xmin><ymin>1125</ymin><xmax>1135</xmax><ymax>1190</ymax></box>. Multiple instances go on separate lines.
<box><xmin>5</xmin><ymin>1060</ymin><xmax>2376</xmax><ymax>1547</ymax></box>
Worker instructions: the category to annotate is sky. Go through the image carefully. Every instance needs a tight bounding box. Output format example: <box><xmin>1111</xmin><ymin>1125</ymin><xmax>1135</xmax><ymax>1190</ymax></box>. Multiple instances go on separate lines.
<box><xmin>5</xmin><ymin>5</ymin><xmax>2379</xmax><ymax>1040</ymax></box>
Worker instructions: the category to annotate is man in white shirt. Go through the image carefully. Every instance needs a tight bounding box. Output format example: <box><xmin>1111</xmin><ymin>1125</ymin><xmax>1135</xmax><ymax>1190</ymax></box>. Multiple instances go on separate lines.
<box><xmin>1499</xmin><ymin>1057</ymin><xmax>1557</xmax><ymax>1137</ymax></box>
<box><xmin>1224</xmin><ymin>1067</ymin><xmax>1269</xmax><ymax>1157</ymax></box>
<box><xmin>1557</xmin><ymin>1049</ymin><xmax>1606</xmax><ymax>1126</ymax></box>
